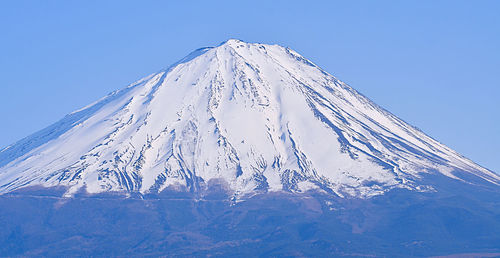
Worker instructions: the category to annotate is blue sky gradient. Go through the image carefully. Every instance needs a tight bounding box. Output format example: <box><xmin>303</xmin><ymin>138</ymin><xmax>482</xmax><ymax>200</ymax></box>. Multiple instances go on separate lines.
<box><xmin>1</xmin><ymin>0</ymin><xmax>499</xmax><ymax>173</ymax></box>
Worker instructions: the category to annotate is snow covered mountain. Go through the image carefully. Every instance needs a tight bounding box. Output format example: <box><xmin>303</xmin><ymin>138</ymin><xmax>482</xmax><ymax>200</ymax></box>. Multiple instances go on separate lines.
<box><xmin>0</xmin><ymin>39</ymin><xmax>498</xmax><ymax>198</ymax></box>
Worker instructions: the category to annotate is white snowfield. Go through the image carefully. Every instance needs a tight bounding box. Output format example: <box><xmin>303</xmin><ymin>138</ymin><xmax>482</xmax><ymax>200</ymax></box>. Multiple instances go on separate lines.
<box><xmin>0</xmin><ymin>39</ymin><xmax>498</xmax><ymax>198</ymax></box>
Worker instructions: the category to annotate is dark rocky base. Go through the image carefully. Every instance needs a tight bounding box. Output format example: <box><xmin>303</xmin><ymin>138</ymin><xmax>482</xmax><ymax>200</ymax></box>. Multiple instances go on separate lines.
<box><xmin>1</xmin><ymin>177</ymin><xmax>500</xmax><ymax>257</ymax></box>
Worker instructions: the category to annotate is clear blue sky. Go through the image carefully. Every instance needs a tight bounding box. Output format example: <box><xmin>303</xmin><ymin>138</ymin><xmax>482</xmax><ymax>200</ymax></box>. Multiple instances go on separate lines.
<box><xmin>1</xmin><ymin>1</ymin><xmax>499</xmax><ymax>173</ymax></box>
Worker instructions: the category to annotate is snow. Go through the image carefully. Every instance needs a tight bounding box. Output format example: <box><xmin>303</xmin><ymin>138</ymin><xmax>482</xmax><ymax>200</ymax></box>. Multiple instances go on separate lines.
<box><xmin>0</xmin><ymin>39</ymin><xmax>498</xmax><ymax>198</ymax></box>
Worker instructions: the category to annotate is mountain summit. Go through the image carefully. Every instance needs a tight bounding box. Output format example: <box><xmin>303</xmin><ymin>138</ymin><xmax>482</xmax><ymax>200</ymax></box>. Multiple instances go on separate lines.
<box><xmin>0</xmin><ymin>39</ymin><xmax>498</xmax><ymax>198</ymax></box>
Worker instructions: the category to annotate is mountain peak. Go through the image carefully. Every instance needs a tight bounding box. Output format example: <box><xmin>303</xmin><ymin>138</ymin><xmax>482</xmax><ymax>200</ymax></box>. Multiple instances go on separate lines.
<box><xmin>220</xmin><ymin>38</ymin><xmax>245</xmax><ymax>45</ymax></box>
<box><xmin>0</xmin><ymin>40</ymin><xmax>498</xmax><ymax>198</ymax></box>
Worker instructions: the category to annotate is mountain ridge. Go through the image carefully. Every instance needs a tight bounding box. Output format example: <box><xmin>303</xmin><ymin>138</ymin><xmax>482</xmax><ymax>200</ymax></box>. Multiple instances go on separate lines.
<box><xmin>0</xmin><ymin>39</ymin><xmax>498</xmax><ymax>198</ymax></box>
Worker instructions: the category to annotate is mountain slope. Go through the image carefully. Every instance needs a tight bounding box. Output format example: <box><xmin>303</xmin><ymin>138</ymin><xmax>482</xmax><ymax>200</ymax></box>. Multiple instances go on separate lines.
<box><xmin>0</xmin><ymin>39</ymin><xmax>498</xmax><ymax>198</ymax></box>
